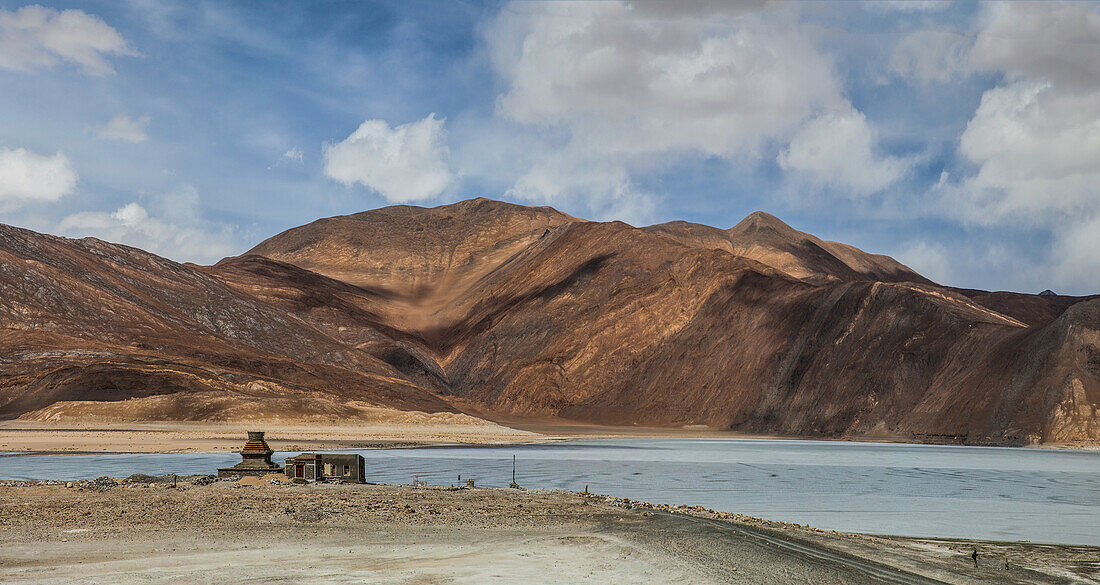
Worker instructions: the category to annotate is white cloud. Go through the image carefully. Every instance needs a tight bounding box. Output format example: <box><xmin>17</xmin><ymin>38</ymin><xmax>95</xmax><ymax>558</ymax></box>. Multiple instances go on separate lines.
<box><xmin>934</xmin><ymin>2</ymin><xmax>1100</xmax><ymax>292</ymax></box>
<box><xmin>507</xmin><ymin>152</ymin><xmax>655</xmax><ymax>225</ymax></box>
<box><xmin>97</xmin><ymin>113</ymin><xmax>149</xmax><ymax>143</ymax></box>
<box><xmin>282</xmin><ymin>146</ymin><xmax>303</xmax><ymax>163</ymax></box>
<box><xmin>970</xmin><ymin>2</ymin><xmax>1100</xmax><ymax>91</ymax></box>
<box><xmin>486</xmin><ymin>1</ymin><xmax>905</xmax><ymax>213</ymax></box>
<box><xmin>946</xmin><ymin>3</ymin><xmax>1100</xmax><ymax>226</ymax></box>
<box><xmin>0</xmin><ymin>147</ymin><xmax>78</xmax><ymax>209</ymax></box>
<box><xmin>893</xmin><ymin>236</ymin><xmax>1046</xmax><ymax>293</ymax></box>
<box><xmin>265</xmin><ymin>146</ymin><xmax>304</xmax><ymax>170</ymax></box>
<box><xmin>1052</xmin><ymin>215</ymin><xmax>1100</xmax><ymax>292</ymax></box>
<box><xmin>56</xmin><ymin>188</ymin><xmax>236</xmax><ymax>264</ymax></box>
<box><xmin>323</xmin><ymin>114</ymin><xmax>455</xmax><ymax>202</ymax></box>
<box><xmin>954</xmin><ymin>80</ymin><xmax>1100</xmax><ymax>223</ymax></box>
<box><xmin>0</xmin><ymin>5</ymin><xmax>136</xmax><ymax>75</ymax></box>
<box><xmin>889</xmin><ymin>29</ymin><xmax>971</xmax><ymax>84</ymax></box>
<box><xmin>778</xmin><ymin>110</ymin><xmax>909</xmax><ymax>197</ymax></box>
<box><xmin>895</xmin><ymin>241</ymin><xmax>953</xmax><ymax>285</ymax></box>
<box><xmin>491</xmin><ymin>3</ymin><xmax>846</xmax><ymax>158</ymax></box>
<box><xmin>862</xmin><ymin>1</ymin><xmax>952</xmax><ymax>13</ymax></box>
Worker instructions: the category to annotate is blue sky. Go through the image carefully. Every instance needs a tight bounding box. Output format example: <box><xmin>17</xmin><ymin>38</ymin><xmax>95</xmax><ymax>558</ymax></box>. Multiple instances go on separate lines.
<box><xmin>1</xmin><ymin>1</ymin><xmax>1098</xmax><ymax>295</ymax></box>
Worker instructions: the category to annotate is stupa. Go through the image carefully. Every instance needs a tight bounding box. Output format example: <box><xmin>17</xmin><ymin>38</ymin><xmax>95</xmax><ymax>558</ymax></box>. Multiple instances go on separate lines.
<box><xmin>217</xmin><ymin>431</ymin><xmax>281</xmax><ymax>478</ymax></box>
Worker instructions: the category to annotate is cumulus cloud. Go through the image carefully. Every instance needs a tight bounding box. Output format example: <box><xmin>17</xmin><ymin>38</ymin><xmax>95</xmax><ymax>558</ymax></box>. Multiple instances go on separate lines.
<box><xmin>779</xmin><ymin>110</ymin><xmax>909</xmax><ymax>196</ymax></box>
<box><xmin>946</xmin><ymin>4</ymin><xmax>1100</xmax><ymax>224</ymax></box>
<box><xmin>486</xmin><ymin>1</ymin><xmax>905</xmax><ymax>215</ymax></box>
<box><xmin>927</xmin><ymin>2</ymin><xmax>1100</xmax><ymax>292</ymax></box>
<box><xmin>97</xmin><ymin>113</ymin><xmax>149</xmax><ymax>143</ymax></box>
<box><xmin>56</xmin><ymin>187</ymin><xmax>236</xmax><ymax>264</ymax></box>
<box><xmin>507</xmin><ymin>152</ymin><xmax>655</xmax><ymax>225</ymax></box>
<box><xmin>970</xmin><ymin>2</ymin><xmax>1100</xmax><ymax>91</ymax></box>
<box><xmin>0</xmin><ymin>5</ymin><xmax>136</xmax><ymax>75</ymax></box>
<box><xmin>323</xmin><ymin>114</ymin><xmax>455</xmax><ymax>202</ymax></box>
<box><xmin>954</xmin><ymin>80</ymin><xmax>1100</xmax><ymax>222</ymax></box>
<box><xmin>491</xmin><ymin>3</ymin><xmax>846</xmax><ymax>157</ymax></box>
<box><xmin>0</xmin><ymin>147</ymin><xmax>78</xmax><ymax>209</ymax></box>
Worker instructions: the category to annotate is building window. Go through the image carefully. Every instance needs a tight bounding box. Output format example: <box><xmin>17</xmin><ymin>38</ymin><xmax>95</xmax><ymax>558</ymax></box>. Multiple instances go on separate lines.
<box><xmin>344</xmin><ymin>465</ymin><xmax>350</xmax><ymax>476</ymax></box>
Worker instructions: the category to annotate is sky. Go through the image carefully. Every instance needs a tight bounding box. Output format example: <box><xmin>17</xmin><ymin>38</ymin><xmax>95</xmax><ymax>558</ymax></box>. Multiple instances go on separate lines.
<box><xmin>0</xmin><ymin>1</ymin><xmax>1098</xmax><ymax>295</ymax></box>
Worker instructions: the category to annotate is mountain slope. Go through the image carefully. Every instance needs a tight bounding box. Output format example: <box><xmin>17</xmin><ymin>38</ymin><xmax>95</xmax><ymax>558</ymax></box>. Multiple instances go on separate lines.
<box><xmin>247</xmin><ymin>198</ymin><xmax>578</xmax><ymax>332</ymax></box>
<box><xmin>243</xmin><ymin>200</ymin><xmax>1096</xmax><ymax>445</ymax></box>
<box><xmin>0</xmin><ymin>224</ymin><xmax>455</xmax><ymax>423</ymax></box>
<box><xmin>646</xmin><ymin>211</ymin><xmax>930</xmax><ymax>285</ymax></box>
<box><xmin>2</xmin><ymin>199</ymin><xmax>1096</xmax><ymax>446</ymax></box>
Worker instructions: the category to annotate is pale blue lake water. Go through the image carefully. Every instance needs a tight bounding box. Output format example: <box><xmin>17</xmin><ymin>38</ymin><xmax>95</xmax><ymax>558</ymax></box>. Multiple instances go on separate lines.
<box><xmin>2</xmin><ymin>438</ymin><xmax>1097</xmax><ymax>546</ymax></box>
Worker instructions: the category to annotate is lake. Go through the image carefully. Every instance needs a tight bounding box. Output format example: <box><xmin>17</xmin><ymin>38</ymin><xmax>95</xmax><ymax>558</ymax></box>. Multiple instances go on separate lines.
<box><xmin>2</xmin><ymin>438</ymin><xmax>1097</xmax><ymax>546</ymax></box>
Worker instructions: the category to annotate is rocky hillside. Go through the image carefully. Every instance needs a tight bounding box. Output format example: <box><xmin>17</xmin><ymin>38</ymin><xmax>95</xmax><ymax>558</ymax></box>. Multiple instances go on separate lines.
<box><xmin>0</xmin><ymin>224</ymin><xmax>454</xmax><ymax>423</ymax></box>
<box><xmin>1</xmin><ymin>199</ymin><xmax>1096</xmax><ymax>445</ymax></box>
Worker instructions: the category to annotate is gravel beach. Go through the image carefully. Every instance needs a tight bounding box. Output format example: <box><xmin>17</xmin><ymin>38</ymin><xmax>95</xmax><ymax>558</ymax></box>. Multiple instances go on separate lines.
<box><xmin>1</xmin><ymin>478</ymin><xmax>1095</xmax><ymax>584</ymax></box>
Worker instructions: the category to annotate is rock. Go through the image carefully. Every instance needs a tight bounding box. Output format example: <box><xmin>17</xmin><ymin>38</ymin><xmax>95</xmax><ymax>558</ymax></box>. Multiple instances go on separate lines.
<box><xmin>83</xmin><ymin>476</ymin><xmax>118</xmax><ymax>491</ymax></box>
<box><xmin>125</xmin><ymin>473</ymin><xmax>178</xmax><ymax>485</ymax></box>
<box><xmin>190</xmin><ymin>475</ymin><xmax>217</xmax><ymax>486</ymax></box>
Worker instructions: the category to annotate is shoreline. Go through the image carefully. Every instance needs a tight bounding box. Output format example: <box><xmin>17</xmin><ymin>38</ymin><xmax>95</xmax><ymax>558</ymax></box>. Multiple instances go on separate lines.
<box><xmin>2</xmin><ymin>479</ymin><xmax>1095</xmax><ymax>585</ymax></box>
<box><xmin>1</xmin><ymin>420</ymin><xmax>1095</xmax><ymax>455</ymax></box>
<box><xmin>0</xmin><ymin>419</ymin><xmax>551</xmax><ymax>455</ymax></box>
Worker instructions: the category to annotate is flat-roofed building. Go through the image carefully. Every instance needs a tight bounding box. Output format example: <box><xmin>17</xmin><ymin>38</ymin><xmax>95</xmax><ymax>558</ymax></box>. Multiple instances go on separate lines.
<box><xmin>284</xmin><ymin>453</ymin><xmax>365</xmax><ymax>483</ymax></box>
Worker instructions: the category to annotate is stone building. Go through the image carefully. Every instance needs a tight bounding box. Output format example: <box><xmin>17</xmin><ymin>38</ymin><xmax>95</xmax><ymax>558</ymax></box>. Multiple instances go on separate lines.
<box><xmin>284</xmin><ymin>453</ymin><xmax>365</xmax><ymax>483</ymax></box>
<box><xmin>217</xmin><ymin>431</ymin><xmax>282</xmax><ymax>478</ymax></box>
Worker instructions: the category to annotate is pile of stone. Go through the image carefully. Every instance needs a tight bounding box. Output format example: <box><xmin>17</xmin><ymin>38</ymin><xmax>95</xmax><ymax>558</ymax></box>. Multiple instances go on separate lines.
<box><xmin>124</xmin><ymin>473</ymin><xmax>177</xmax><ymax>484</ymax></box>
<box><xmin>81</xmin><ymin>476</ymin><xmax>119</xmax><ymax>491</ymax></box>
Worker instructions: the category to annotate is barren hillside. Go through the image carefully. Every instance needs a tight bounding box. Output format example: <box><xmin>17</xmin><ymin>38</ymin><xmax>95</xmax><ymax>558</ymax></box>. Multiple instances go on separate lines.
<box><xmin>1</xmin><ymin>199</ymin><xmax>1096</xmax><ymax>445</ymax></box>
<box><xmin>0</xmin><ymin>224</ymin><xmax>454</xmax><ymax>424</ymax></box>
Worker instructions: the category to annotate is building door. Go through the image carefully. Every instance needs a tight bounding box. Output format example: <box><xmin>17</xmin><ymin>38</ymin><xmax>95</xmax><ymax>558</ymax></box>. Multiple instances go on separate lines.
<box><xmin>295</xmin><ymin>465</ymin><xmax>304</xmax><ymax>478</ymax></box>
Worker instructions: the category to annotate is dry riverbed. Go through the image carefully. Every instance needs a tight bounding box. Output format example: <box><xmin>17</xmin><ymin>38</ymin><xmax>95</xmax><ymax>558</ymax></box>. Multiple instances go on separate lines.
<box><xmin>0</xmin><ymin>478</ymin><xmax>1095</xmax><ymax>585</ymax></box>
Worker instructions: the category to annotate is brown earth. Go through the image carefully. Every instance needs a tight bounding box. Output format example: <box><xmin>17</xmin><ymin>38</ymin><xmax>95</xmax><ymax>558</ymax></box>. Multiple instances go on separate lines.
<box><xmin>1</xmin><ymin>198</ymin><xmax>1097</xmax><ymax>446</ymax></box>
<box><xmin>1</xmin><ymin>481</ymin><xmax>1094</xmax><ymax>584</ymax></box>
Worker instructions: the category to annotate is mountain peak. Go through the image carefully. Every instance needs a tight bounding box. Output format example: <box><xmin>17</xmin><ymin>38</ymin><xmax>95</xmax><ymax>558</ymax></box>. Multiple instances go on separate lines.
<box><xmin>728</xmin><ymin>211</ymin><xmax>799</xmax><ymax>236</ymax></box>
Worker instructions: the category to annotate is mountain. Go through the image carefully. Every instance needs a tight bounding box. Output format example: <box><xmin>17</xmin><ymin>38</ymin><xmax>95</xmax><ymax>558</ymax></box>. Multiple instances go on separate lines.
<box><xmin>0</xmin><ymin>224</ymin><xmax>455</xmax><ymax>423</ymax></box>
<box><xmin>1</xmin><ymin>198</ymin><xmax>1096</xmax><ymax>446</ymax></box>
<box><xmin>646</xmin><ymin>211</ymin><xmax>930</xmax><ymax>285</ymax></box>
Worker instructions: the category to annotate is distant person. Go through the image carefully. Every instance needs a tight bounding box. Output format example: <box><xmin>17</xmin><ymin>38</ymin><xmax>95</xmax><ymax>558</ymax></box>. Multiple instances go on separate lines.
<box><xmin>971</xmin><ymin>549</ymin><xmax>979</xmax><ymax>567</ymax></box>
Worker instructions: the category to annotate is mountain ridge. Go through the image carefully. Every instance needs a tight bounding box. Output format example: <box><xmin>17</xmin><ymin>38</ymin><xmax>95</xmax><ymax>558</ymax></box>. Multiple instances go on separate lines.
<box><xmin>1</xmin><ymin>198</ymin><xmax>1096</xmax><ymax>446</ymax></box>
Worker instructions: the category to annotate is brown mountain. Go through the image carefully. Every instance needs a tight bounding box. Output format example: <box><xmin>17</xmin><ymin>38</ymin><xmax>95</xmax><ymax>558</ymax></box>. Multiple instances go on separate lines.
<box><xmin>0</xmin><ymin>224</ymin><xmax>454</xmax><ymax>423</ymax></box>
<box><xmin>1</xmin><ymin>199</ymin><xmax>1096</xmax><ymax>445</ymax></box>
<box><xmin>647</xmin><ymin>211</ymin><xmax>930</xmax><ymax>285</ymax></box>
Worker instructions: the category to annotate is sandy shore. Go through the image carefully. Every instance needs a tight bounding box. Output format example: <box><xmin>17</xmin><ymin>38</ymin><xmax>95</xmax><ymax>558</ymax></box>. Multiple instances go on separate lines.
<box><xmin>2</xmin><ymin>418</ymin><xmax>1093</xmax><ymax>454</ymax></box>
<box><xmin>0</xmin><ymin>418</ymin><xmax>543</xmax><ymax>454</ymax></box>
<box><xmin>1</xmin><ymin>479</ymin><xmax>1095</xmax><ymax>585</ymax></box>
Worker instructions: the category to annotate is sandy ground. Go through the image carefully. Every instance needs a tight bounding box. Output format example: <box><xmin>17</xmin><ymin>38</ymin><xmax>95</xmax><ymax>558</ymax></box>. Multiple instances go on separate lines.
<box><xmin>0</xmin><ymin>480</ymin><xmax>1095</xmax><ymax>585</ymax></box>
<box><xmin>0</xmin><ymin>418</ymin><xmax>542</xmax><ymax>453</ymax></box>
<box><xmin>1</xmin><ymin>417</ymin><xmax>1092</xmax><ymax>454</ymax></box>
